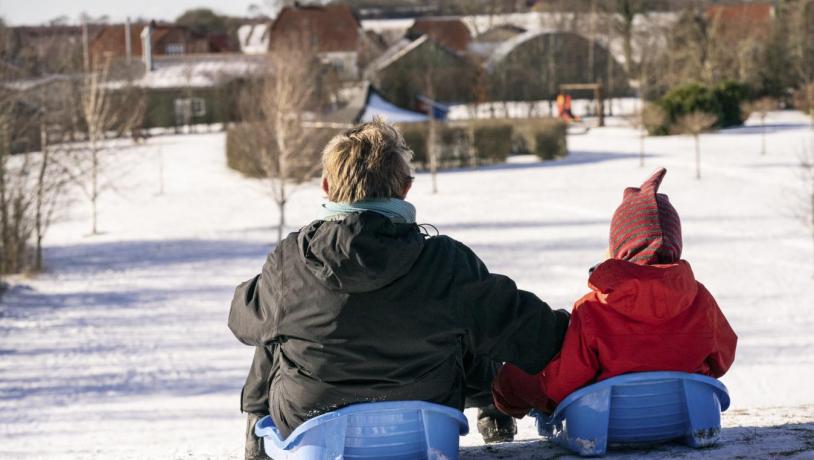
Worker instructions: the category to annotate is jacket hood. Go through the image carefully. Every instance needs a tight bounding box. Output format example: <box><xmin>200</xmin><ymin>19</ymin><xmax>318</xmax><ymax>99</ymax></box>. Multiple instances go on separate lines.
<box><xmin>587</xmin><ymin>259</ymin><xmax>698</xmax><ymax>324</ymax></box>
<box><xmin>297</xmin><ymin>212</ymin><xmax>425</xmax><ymax>293</ymax></box>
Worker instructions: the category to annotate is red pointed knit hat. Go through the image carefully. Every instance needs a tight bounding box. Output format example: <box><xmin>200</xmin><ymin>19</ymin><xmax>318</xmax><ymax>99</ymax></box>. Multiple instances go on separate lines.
<box><xmin>609</xmin><ymin>168</ymin><xmax>682</xmax><ymax>265</ymax></box>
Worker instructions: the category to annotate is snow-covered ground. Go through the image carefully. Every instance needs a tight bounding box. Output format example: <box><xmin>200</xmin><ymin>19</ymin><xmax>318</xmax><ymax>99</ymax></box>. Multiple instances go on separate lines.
<box><xmin>2</xmin><ymin>112</ymin><xmax>814</xmax><ymax>459</ymax></box>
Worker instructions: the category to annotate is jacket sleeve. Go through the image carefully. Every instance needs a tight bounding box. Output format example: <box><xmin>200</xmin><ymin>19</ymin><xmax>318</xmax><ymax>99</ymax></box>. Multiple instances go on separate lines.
<box><xmin>454</xmin><ymin>241</ymin><xmax>570</xmax><ymax>375</ymax></box>
<box><xmin>492</xmin><ymin>363</ymin><xmax>556</xmax><ymax>418</ymax></box>
<box><xmin>539</xmin><ymin>307</ymin><xmax>599</xmax><ymax>404</ymax></box>
<box><xmin>228</xmin><ymin>251</ymin><xmax>279</xmax><ymax>347</ymax></box>
<box><xmin>704</xmin><ymin>291</ymin><xmax>737</xmax><ymax>377</ymax></box>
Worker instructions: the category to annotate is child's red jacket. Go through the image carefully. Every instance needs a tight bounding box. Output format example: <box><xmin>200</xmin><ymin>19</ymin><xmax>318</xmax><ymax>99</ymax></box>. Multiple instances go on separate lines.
<box><xmin>492</xmin><ymin>258</ymin><xmax>738</xmax><ymax>417</ymax></box>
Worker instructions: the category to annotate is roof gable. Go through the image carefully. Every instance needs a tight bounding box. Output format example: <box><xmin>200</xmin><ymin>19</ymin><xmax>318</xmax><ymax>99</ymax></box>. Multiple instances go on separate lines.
<box><xmin>269</xmin><ymin>3</ymin><xmax>360</xmax><ymax>53</ymax></box>
<box><xmin>408</xmin><ymin>18</ymin><xmax>472</xmax><ymax>53</ymax></box>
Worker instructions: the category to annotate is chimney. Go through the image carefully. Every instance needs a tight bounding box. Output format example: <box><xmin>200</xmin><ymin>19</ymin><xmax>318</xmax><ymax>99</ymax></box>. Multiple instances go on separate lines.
<box><xmin>125</xmin><ymin>18</ymin><xmax>132</xmax><ymax>64</ymax></box>
<box><xmin>140</xmin><ymin>21</ymin><xmax>154</xmax><ymax>72</ymax></box>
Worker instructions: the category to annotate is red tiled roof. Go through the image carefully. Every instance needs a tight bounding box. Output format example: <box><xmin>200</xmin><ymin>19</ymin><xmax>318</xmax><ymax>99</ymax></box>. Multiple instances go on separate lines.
<box><xmin>408</xmin><ymin>19</ymin><xmax>472</xmax><ymax>53</ymax></box>
<box><xmin>706</xmin><ymin>3</ymin><xmax>774</xmax><ymax>24</ymax></box>
<box><xmin>268</xmin><ymin>3</ymin><xmax>360</xmax><ymax>53</ymax></box>
<box><xmin>90</xmin><ymin>23</ymin><xmax>209</xmax><ymax>58</ymax></box>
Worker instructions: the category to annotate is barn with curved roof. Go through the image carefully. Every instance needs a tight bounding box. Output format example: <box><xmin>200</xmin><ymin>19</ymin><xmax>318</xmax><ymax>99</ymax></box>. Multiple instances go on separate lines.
<box><xmin>486</xmin><ymin>29</ymin><xmax>631</xmax><ymax>101</ymax></box>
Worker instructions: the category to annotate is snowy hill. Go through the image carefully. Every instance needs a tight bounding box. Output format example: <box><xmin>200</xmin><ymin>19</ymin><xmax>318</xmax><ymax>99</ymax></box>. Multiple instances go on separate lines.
<box><xmin>1</xmin><ymin>113</ymin><xmax>814</xmax><ymax>459</ymax></box>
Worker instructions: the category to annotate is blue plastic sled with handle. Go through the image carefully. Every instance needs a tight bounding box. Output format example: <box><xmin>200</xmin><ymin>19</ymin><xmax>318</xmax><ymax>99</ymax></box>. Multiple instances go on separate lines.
<box><xmin>531</xmin><ymin>371</ymin><xmax>730</xmax><ymax>457</ymax></box>
<box><xmin>254</xmin><ymin>400</ymin><xmax>469</xmax><ymax>460</ymax></box>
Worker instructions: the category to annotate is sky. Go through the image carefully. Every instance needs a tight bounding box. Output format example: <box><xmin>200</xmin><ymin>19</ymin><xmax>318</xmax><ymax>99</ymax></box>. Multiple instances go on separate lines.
<box><xmin>0</xmin><ymin>0</ymin><xmax>263</xmax><ymax>26</ymax></box>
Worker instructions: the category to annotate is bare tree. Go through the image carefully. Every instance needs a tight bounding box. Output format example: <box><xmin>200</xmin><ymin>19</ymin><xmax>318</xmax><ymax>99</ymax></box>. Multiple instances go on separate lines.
<box><xmin>0</xmin><ymin>91</ymin><xmax>67</xmax><ymax>274</ymax></box>
<box><xmin>616</xmin><ymin>0</ymin><xmax>644</xmax><ymax>79</ymax></box>
<box><xmin>0</xmin><ymin>109</ymin><xmax>34</xmax><ymax>274</ymax></box>
<box><xmin>0</xmin><ymin>50</ymin><xmax>36</xmax><ymax>274</ymax></box>
<box><xmin>420</xmin><ymin>75</ymin><xmax>441</xmax><ymax>194</ymax></box>
<box><xmin>676</xmin><ymin>111</ymin><xmax>716</xmax><ymax>179</ymax></box>
<box><xmin>114</xmin><ymin>78</ymin><xmax>148</xmax><ymax>142</ymax></box>
<box><xmin>238</xmin><ymin>39</ymin><xmax>324</xmax><ymax>243</ymax></box>
<box><xmin>743</xmin><ymin>97</ymin><xmax>776</xmax><ymax>156</ymax></box>
<box><xmin>797</xmin><ymin>83</ymin><xmax>814</xmax><ymax>130</ymax></box>
<box><xmin>33</xmin><ymin>125</ymin><xmax>69</xmax><ymax>271</ymax></box>
<box><xmin>630</xmin><ymin>103</ymin><xmax>666</xmax><ymax>167</ymax></box>
<box><xmin>77</xmin><ymin>54</ymin><xmax>115</xmax><ymax>235</ymax></box>
<box><xmin>789</xmin><ymin>1</ymin><xmax>814</xmax><ymax>101</ymax></box>
<box><xmin>0</xmin><ymin>18</ymin><xmax>75</xmax><ymax>274</ymax></box>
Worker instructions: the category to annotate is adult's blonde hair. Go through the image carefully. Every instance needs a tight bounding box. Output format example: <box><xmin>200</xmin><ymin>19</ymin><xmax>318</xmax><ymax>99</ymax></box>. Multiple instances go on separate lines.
<box><xmin>322</xmin><ymin>117</ymin><xmax>414</xmax><ymax>203</ymax></box>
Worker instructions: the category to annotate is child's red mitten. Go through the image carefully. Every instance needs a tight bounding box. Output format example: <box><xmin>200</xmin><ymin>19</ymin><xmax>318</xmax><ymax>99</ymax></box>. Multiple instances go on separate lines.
<box><xmin>491</xmin><ymin>363</ymin><xmax>554</xmax><ymax>418</ymax></box>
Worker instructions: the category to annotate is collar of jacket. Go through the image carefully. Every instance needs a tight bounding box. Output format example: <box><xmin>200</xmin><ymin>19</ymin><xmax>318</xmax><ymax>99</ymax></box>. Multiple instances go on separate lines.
<box><xmin>318</xmin><ymin>199</ymin><xmax>416</xmax><ymax>224</ymax></box>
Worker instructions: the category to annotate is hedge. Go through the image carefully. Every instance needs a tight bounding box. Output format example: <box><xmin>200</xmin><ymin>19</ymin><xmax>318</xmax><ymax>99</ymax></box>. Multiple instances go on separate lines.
<box><xmin>511</xmin><ymin>118</ymin><xmax>568</xmax><ymax>160</ymax></box>
<box><xmin>226</xmin><ymin>124</ymin><xmax>264</xmax><ymax>178</ymax></box>
<box><xmin>651</xmin><ymin>80</ymin><xmax>752</xmax><ymax>134</ymax></box>
<box><xmin>474</xmin><ymin>125</ymin><xmax>513</xmax><ymax>164</ymax></box>
<box><xmin>399</xmin><ymin>118</ymin><xmax>567</xmax><ymax>170</ymax></box>
<box><xmin>534</xmin><ymin>122</ymin><xmax>568</xmax><ymax>160</ymax></box>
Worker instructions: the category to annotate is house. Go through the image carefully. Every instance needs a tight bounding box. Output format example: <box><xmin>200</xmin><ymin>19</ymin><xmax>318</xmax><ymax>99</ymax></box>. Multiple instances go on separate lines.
<box><xmin>485</xmin><ymin>29</ymin><xmax>630</xmax><ymax>100</ymax></box>
<box><xmin>469</xmin><ymin>24</ymin><xmax>527</xmax><ymax>61</ymax></box>
<box><xmin>406</xmin><ymin>18</ymin><xmax>472</xmax><ymax>54</ymax></box>
<box><xmin>366</xmin><ymin>35</ymin><xmax>479</xmax><ymax>108</ymax></box>
<box><xmin>90</xmin><ymin>22</ymin><xmax>209</xmax><ymax>62</ymax></box>
<box><xmin>706</xmin><ymin>3</ymin><xmax>774</xmax><ymax>39</ymax></box>
<box><xmin>266</xmin><ymin>3</ymin><xmax>364</xmax><ymax>80</ymax></box>
<box><xmin>475</xmin><ymin>24</ymin><xmax>527</xmax><ymax>43</ymax></box>
<box><xmin>706</xmin><ymin>3</ymin><xmax>774</xmax><ymax>25</ymax></box>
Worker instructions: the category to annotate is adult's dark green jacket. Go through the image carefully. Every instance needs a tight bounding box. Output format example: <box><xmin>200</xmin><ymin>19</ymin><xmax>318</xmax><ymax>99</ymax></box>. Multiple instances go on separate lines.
<box><xmin>228</xmin><ymin>211</ymin><xmax>569</xmax><ymax>437</ymax></box>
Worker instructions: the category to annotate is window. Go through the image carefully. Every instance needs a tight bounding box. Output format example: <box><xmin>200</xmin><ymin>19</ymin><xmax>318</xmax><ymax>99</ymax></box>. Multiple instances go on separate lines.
<box><xmin>189</xmin><ymin>98</ymin><xmax>206</xmax><ymax>117</ymax></box>
<box><xmin>165</xmin><ymin>43</ymin><xmax>184</xmax><ymax>55</ymax></box>
<box><xmin>174</xmin><ymin>97</ymin><xmax>206</xmax><ymax>125</ymax></box>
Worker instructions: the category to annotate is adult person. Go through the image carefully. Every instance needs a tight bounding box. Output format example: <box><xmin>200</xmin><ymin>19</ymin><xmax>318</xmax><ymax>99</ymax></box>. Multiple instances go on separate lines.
<box><xmin>228</xmin><ymin>118</ymin><xmax>570</xmax><ymax>459</ymax></box>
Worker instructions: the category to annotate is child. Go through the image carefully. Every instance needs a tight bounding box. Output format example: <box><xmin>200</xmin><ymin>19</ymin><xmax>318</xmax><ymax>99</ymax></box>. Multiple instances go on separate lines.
<box><xmin>492</xmin><ymin>168</ymin><xmax>737</xmax><ymax>417</ymax></box>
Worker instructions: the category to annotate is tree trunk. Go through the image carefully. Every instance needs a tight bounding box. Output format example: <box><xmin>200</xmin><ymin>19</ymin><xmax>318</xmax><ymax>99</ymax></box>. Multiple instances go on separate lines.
<box><xmin>622</xmin><ymin>12</ymin><xmax>635</xmax><ymax>78</ymax></box>
<box><xmin>91</xmin><ymin>146</ymin><xmax>99</xmax><ymax>235</ymax></box>
<box><xmin>810</xmin><ymin>157</ymin><xmax>814</xmax><ymax>278</ymax></box>
<box><xmin>276</xmin><ymin>180</ymin><xmax>287</xmax><ymax>244</ymax></box>
<box><xmin>587</xmin><ymin>0</ymin><xmax>596</xmax><ymax>83</ymax></box>
<box><xmin>0</xmin><ymin>123</ymin><xmax>9</xmax><ymax>274</ymax></box>
<box><xmin>606</xmin><ymin>13</ymin><xmax>614</xmax><ymax>116</ymax></box>
<box><xmin>428</xmin><ymin>115</ymin><xmax>438</xmax><ymax>194</ymax></box>
<box><xmin>467</xmin><ymin>122</ymin><xmax>477</xmax><ymax>167</ymax></box>
<box><xmin>761</xmin><ymin>117</ymin><xmax>767</xmax><ymax>155</ymax></box>
<box><xmin>695</xmin><ymin>134</ymin><xmax>701</xmax><ymax>179</ymax></box>
<box><xmin>35</xmin><ymin>125</ymin><xmax>49</xmax><ymax>271</ymax></box>
<box><xmin>277</xmin><ymin>200</ymin><xmax>286</xmax><ymax>244</ymax></box>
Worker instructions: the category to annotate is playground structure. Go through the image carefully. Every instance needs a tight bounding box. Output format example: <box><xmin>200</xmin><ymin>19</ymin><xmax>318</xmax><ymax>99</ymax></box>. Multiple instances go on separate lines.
<box><xmin>558</xmin><ymin>82</ymin><xmax>605</xmax><ymax>127</ymax></box>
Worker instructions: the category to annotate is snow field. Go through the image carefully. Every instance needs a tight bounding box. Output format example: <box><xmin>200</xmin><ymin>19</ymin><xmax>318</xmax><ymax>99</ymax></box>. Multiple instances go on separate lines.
<box><xmin>1</xmin><ymin>112</ymin><xmax>813</xmax><ymax>458</ymax></box>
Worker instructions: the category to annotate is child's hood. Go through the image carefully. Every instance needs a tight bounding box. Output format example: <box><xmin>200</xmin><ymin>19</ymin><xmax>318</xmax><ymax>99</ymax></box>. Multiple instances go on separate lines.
<box><xmin>586</xmin><ymin>258</ymin><xmax>698</xmax><ymax>324</ymax></box>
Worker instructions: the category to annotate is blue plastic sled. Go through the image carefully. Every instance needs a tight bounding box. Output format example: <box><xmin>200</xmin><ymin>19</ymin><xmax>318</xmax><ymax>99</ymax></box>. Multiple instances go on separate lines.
<box><xmin>255</xmin><ymin>401</ymin><xmax>469</xmax><ymax>460</ymax></box>
<box><xmin>532</xmin><ymin>372</ymin><xmax>730</xmax><ymax>457</ymax></box>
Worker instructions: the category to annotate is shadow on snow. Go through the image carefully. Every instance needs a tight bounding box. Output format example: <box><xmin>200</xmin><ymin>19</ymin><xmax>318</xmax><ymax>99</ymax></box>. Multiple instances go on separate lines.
<box><xmin>43</xmin><ymin>238</ymin><xmax>273</xmax><ymax>276</ymax></box>
<box><xmin>721</xmin><ymin>123</ymin><xmax>811</xmax><ymax>135</ymax></box>
<box><xmin>460</xmin><ymin>421</ymin><xmax>814</xmax><ymax>459</ymax></box>
<box><xmin>419</xmin><ymin>151</ymin><xmax>642</xmax><ymax>177</ymax></box>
